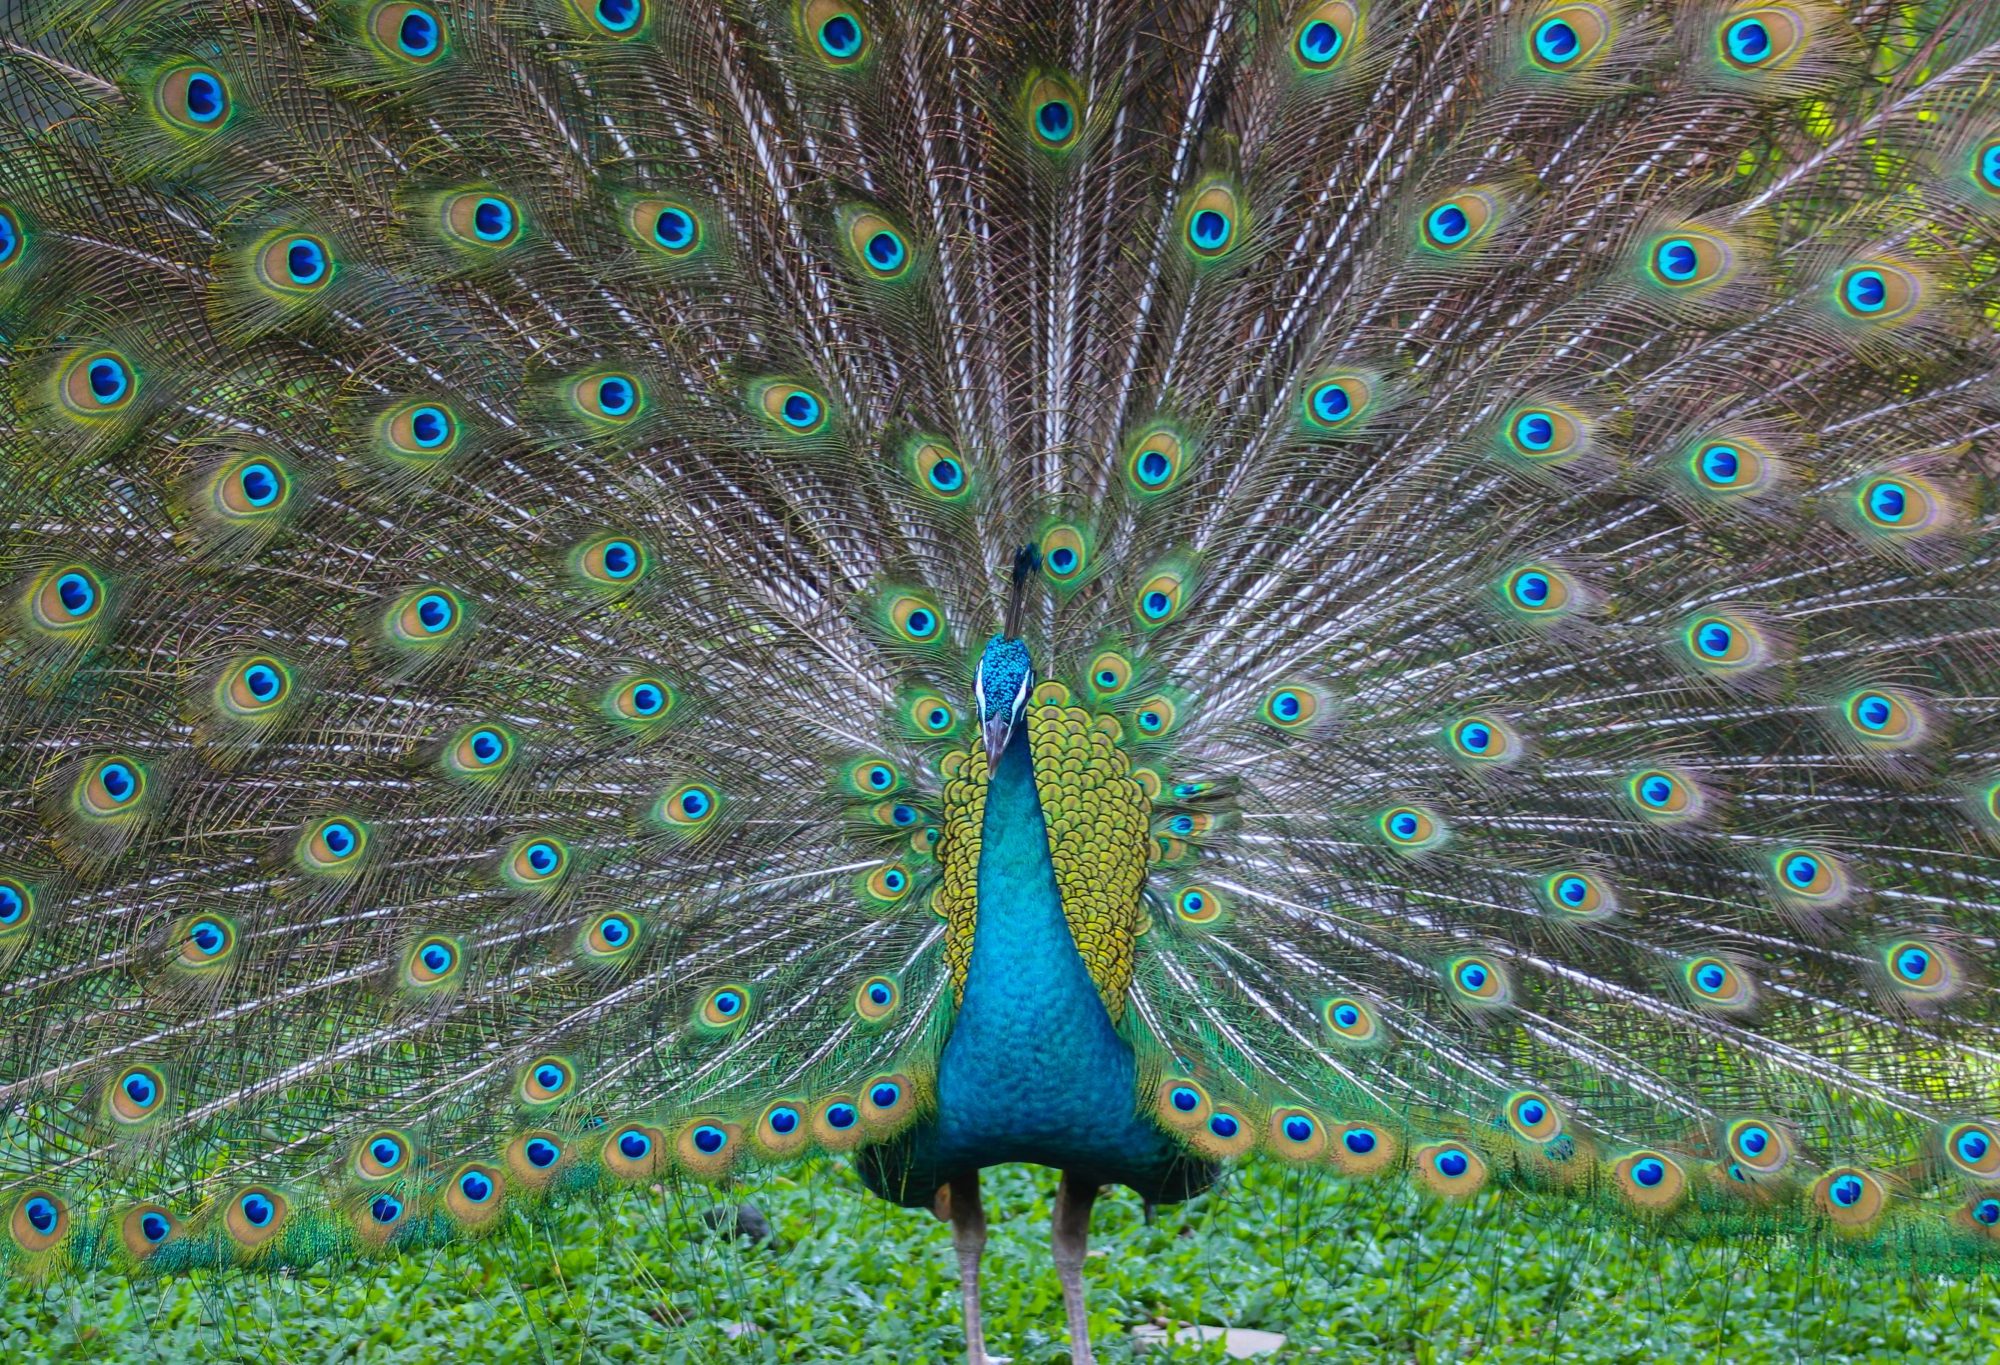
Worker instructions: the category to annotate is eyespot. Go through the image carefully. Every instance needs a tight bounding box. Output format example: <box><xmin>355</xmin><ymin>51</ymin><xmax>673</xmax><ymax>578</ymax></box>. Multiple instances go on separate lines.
<box><xmin>1415</xmin><ymin>1142</ymin><xmax>1488</xmax><ymax>1196</ymax></box>
<box><xmin>1724</xmin><ymin>1118</ymin><xmax>1793</xmax><ymax>1176</ymax></box>
<box><xmin>254</xmin><ymin>232</ymin><xmax>333</xmax><ymax>295</ymax></box>
<box><xmin>906</xmin><ymin>692</ymin><xmax>958</xmax><ymax>737</ymax></box>
<box><xmin>1156</xmin><ymin>1078</ymin><xmax>1211</xmax><ymax>1130</ymax></box>
<box><xmin>658</xmin><ymin>781</ymin><xmax>720</xmax><ymax>829</ymax></box>
<box><xmin>861</xmin><ymin>862</ymin><xmax>912</xmax><ymax>906</ymax></box>
<box><xmin>1134</xmin><ymin>570</ymin><xmax>1188</xmax><ymax>629</ymax></box>
<box><xmin>1529</xmin><ymin>5</ymin><xmax>1612</xmax><ymax>71</ymax></box>
<box><xmin>1541</xmin><ymin>870</ymin><xmax>1616</xmax><ymax>919</ymax></box>
<box><xmin>1645</xmin><ymin>229</ymin><xmax>1735</xmax><ymax>290</ymax></box>
<box><xmin>805</xmin><ymin>2</ymin><xmax>868</xmax><ymax>64</ymax></box>
<box><xmin>603</xmin><ymin>1122</ymin><xmax>666</xmax><ymax>1178</ymax></box>
<box><xmin>377</xmin><ymin>400</ymin><xmax>460</xmax><ymax>461</ymax></box>
<box><xmin>754</xmin><ymin>379</ymin><xmax>830</xmax><ymax>435</ymax></box>
<box><xmin>854</xmin><ymin>974</ymin><xmax>899</xmax><ymax>1021</ymax></box>
<box><xmin>1026</xmin><ymin>75</ymin><xmax>1082</xmax><ymax>151</ymax></box>
<box><xmin>225</xmin><ymin>1188</ymin><xmax>288</xmax><ymax>1247</ymax></box>
<box><xmin>0</xmin><ymin>878</ymin><xmax>36</xmax><ymax>941</ymax></box>
<box><xmin>813</xmin><ymin>1095</ymin><xmax>865</xmax><ymax>1149</ymax></box>
<box><xmin>1770</xmin><ymin>846</ymin><xmax>1845</xmax><ymax>902</ymax></box>
<box><xmin>77</xmin><ymin>756</ymin><xmax>147</xmax><ymax>819</ymax></box>
<box><xmin>1686</xmin><ymin>437</ymin><xmax>1773</xmax><ymax>498</ymax></box>
<box><xmin>1181</xmin><ymin>182</ymin><xmax>1243</xmax><ymax>261</ymax></box>
<box><xmin>1322</xmin><ymin>996</ymin><xmax>1383</xmax><ymax>1045</ymax></box>
<box><xmin>1505</xmin><ymin>1091</ymin><xmax>1562</xmax><ymax>1144</ymax></box>
<box><xmin>1682</xmin><ymin>956</ymin><xmax>1753</xmax><ymax>1009</ymax></box>
<box><xmin>885</xmin><ymin>592</ymin><xmax>945</xmax><ymax>645</ymax></box>
<box><xmin>504</xmin><ymin>836</ymin><xmax>568</xmax><ymax>888</ymax></box>
<box><xmin>436</xmin><ymin>191</ymin><xmax>521</xmax><ymax>251</ymax></box>
<box><xmin>1500</xmin><ymin>563</ymin><xmax>1575</xmax><ymax>617</ymax></box>
<box><xmin>627</xmin><ymin>198</ymin><xmax>703</xmax><ymax>258</ymax></box>
<box><xmin>840</xmin><ymin>207</ymin><xmax>912</xmax><ymax>280</ymax></box>
<box><xmin>753</xmin><ymin>1101</ymin><xmax>811</xmax><ymax>1157</ymax></box>
<box><xmin>215</xmin><ymin>655</ymin><xmax>293</xmax><ymax>722</ymax></box>
<box><xmin>1263</xmin><ymin>1106</ymin><xmax>1327</xmax><ymax>1161</ymax></box>
<box><xmin>1943</xmin><ymin>1121</ymin><xmax>2000</xmax><ymax>1178</ymax></box>
<box><xmin>388</xmin><ymin>587</ymin><xmax>464</xmax><ymax>645</ymax></box>
<box><xmin>372</xmin><ymin>4</ymin><xmax>446</xmax><ymax>62</ymax></box>
<box><xmin>1446</xmin><ymin>954</ymin><xmax>1509</xmax><ymax>1006</ymax></box>
<box><xmin>608</xmin><ymin>676</ymin><xmax>675</xmax><ymax>725</ymax></box>
<box><xmin>300</xmin><ymin>816</ymin><xmax>368</xmax><ymax>872</ymax></box>
<box><xmin>698</xmin><ymin>984</ymin><xmax>752</xmax><ymax>1029</ymax></box>
<box><xmin>1301</xmin><ymin>373</ymin><xmax>1374</xmax><ymax>430</ymax></box>
<box><xmin>404</xmin><ymin>935</ymin><xmax>462</xmax><ymax>987</ymax></box>
<box><xmin>844</xmin><ymin>758</ymin><xmax>902</xmax><ymax>798</ymax></box>
<box><xmin>677</xmin><ymin>1119</ymin><xmax>740</xmax><ymax>1175</ymax></box>
<box><xmin>1086</xmin><ymin>650</ymin><xmax>1134</xmax><ymax>699</ymax></box>
<box><xmin>1292</xmin><ymin>2</ymin><xmax>1360</xmax><ymax>71</ymax></box>
<box><xmin>1837</xmin><ymin>688</ymin><xmax>1923</xmax><ymax>749</ymax></box>
<box><xmin>120</xmin><ymin>1204</ymin><xmax>177</xmax><ymax>1258</ymax></box>
<box><xmin>1854</xmin><ymin>474</ymin><xmax>1944</xmax><ymax>537</ymax></box>
<box><xmin>1446</xmin><ymin>714</ymin><xmax>1519</xmax><ymax>765</ymax></box>
<box><xmin>575</xmin><ymin>0</ymin><xmax>646</xmax><ymax>38</ymax></box>
<box><xmin>445</xmin><ymin>723</ymin><xmax>515</xmax><ymax>779</ymax></box>
<box><xmin>168</xmin><ymin>913</ymin><xmax>236</xmax><ymax>971</ymax></box>
<box><xmin>905</xmin><ymin>438</ymin><xmax>972</xmax><ymax>502</ymax></box>
<box><xmin>1125</xmin><ymin>423</ymin><xmax>1192</xmax><ymax>496</ymax></box>
<box><xmin>520</xmin><ymin>1048</ymin><xmax>576</xmax><ymax>1104</ymax></box>
<box><xmin>1502</xmin><ymin>405</ymin><xmax>1585</xmax><ymax>462</ymax></box>
<box><xmin>1835</xmin><ymin>262</ymin><xmax>1921</xmax><ymax>323</ymax></box>
<box><xmin>1331</xmin><ymin>1122</ymin><xmax>1399</xmax><ymax>1176</ymax></box>
<box><xmin>1173</xmin><ymin>884</ymin><xmax>1224</xmax><ymax>926</ymax></box>
<box><xmin>1718</xmin><ymin>8</ymin><xmax>1807</xmax><ymax>72</ymax></box>
<box><xmin>1259</xmin><ymin>685</ymin><xmax>1319</xmax><ymax>729</ymax></box>
<box><xmin>1130</xmin><ymin>694</ymin><xmax>1179</xmax><ymax>740</ymax></box>
<box><xmin>11</xmin><ymin>1192</ymin><xmax>68</xmax><ymax>1253</ymax></box>
<box><xmin>1812</xmin><ymin>1166</ymin><xmax>1887</xmax><ymax>1227</ymax></box>
<box><xmin>1420</xmin><ymin>192</ymin><xmax>1497</xmax><ymax>252</ymax></box>
<box><xmin>1626</xmin><ymin>767</ymin><xmax>1705</xmax><ymax>823</ymax></box>
<box><xmin>212</xmin><ymin>456</ymin><xmax>293</xmax><ymax>518</ymax></box>
<box><xmin>1613</xmin><ymin>1150</ymin><xmax>1686</xmax><ymax>1210</ymax></box>
<box><xmin>569</xmin><ymin>372</ymin><xmax>644</xmax><ymax>424</ymax></box>
<box><xmin>29</xmin><ymin>564</ymin><xmax>106</xmax><ymax>631</ymax></box>
<box><xmin>1031</xmin><ymin>524</ymin><xmax>1091</xmax><ymax>588</ymax></box>
<box><xmin>443</xmin><ymin>1164</ymin><xmax>504</xmax><ymax>1224</ymax></box>
<box><xmin>570</xmin><ymin>535</ymin><xmax>649</xmax><ymax>588</ymax></box>
<box><xmin>1378</xmin><ymin>805</ymin><xmax>1443</xmax><ymax>850</ymax></box>
<box><xmin>1681</xmin><ymin>613</ymin><xmax>1766</xmax><ymax>673</ymax></box>
<box><xmin>156</xmin><ymin>65</ymin><xmax>230</xmax><ymax>132</ymax></box>
<box><xmin>0</xmin><ymin>206</ymin><xmax>22</xmax><ymax>272</ymax></box>
<box><xmin>861</xmin><ymin>1074</ymin><xmax>912</xmax><ymax>1126</ymax></box>
<box><xmin>1973</xmin><ymin>137</ymin><xmax>2000</xmax><ymax>197</ymax></box>
<box><xmin>1883</xmin><ymin>938</ymin><xmax>1954</xmax><ymax>996</ymax></box>
<box><xmin>506</xmin><ymin>1131</ymin><xmax>568</xmax><ymax>1186</ymax></box>
<box><xmin>355</xmin><ymin>1129</ymin><xmax>413</xmax><ymax>1180</ymax></box>
<box><xmin>108</xmin><ymin>1064</ymin><xmax>168</xmax><ymax>1125</ymax></box>
<box><xmin>59</xmin><ymin>349</ymin><xmax>137</xmax><ymax>416</ymax></box>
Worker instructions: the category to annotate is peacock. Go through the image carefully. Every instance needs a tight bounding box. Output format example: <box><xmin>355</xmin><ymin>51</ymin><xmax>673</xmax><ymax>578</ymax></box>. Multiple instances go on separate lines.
<box><xmin>2</xmin><ymin>0</ymin><xmax>1999</xmax><ymax>1359</ymax></box>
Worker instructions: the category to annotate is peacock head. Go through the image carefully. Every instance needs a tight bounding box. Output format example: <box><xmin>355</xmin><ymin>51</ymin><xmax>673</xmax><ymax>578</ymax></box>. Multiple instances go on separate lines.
<box><xmin>975</xmin><ymin>634</ymin><xmax>1033</xmax><ymax>760</ymax></box>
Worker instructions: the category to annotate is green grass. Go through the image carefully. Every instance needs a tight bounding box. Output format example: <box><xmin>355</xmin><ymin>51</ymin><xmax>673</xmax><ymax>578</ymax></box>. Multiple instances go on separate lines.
<box><xmin>6</xmin><ymin>1158</ymin><xmax>1998</xmax><ymax>1362</ymax></box>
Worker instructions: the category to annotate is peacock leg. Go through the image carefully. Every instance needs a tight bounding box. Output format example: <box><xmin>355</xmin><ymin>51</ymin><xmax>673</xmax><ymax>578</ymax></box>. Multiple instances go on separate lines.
<box><xmin>941</xmin><ymin>1171</ymin><xmax>996</xmax><ymax>1365</ymax></box>
<box><xmin>1050</xmin><ymin>1173</ymin><xmax>1101</xmax><ymax>1365</ymax></box>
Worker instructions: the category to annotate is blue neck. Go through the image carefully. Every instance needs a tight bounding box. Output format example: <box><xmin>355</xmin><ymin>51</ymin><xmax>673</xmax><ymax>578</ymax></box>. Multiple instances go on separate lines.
<box><xmin>930</xmin><ymin>725</ymin><xmax>1149</xmax><ymax>1170</ymax></box>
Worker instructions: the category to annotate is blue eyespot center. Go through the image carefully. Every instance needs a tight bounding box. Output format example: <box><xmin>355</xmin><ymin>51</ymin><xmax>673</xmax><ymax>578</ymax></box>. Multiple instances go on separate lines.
<box><xmin>1515</xmin><ymin>412</ymin><xmax>1555</xmax><ymax>450</ymax></box>
<box><xmin>371</xmin><ymin>1195</ymin><xmax>402</xmax><ymax>1224</ymax></box>
<box><xmin>1557</xmin><ymin>876</ymin><xmax>1588</xmax><ymax>906</ymax></box>
<box><xmin>1514</xmin><ymin>572</ymin><xmax>1550</xmax><ymax>606</ymax></box>
<box><xmin>1299</xmin><ymin>19</ymin><xmax>1342</xmax><ymax>63</ymax></box>
<box><xmin>1311</xmin><ymin>382</ymin><xmax>1352</xmax><ymax>423</ymax></box>
<box><xmin>1344</xmin><ymin>1128</ymin><xmax>1377</xmax><ymax>1155</ymax></box>
<box><xmin>0</xmin><ymin>884</ymin><xmax>23</xmax><ymax>925</ymax></box>
<box><xmin>905</xmin><ymin>608</ymin><xmax>934</xmax><ymax>636</ymax></box>
<box><xmin>1697</xmin><ymin>622</ymin><xmax>1734</xmax><ymax>657</ymax></box>
<box><xmin>869</xmin><ymin>983</ymin><xmax>893</xmax><ymax>1005</ymax></box>
<box><xmin>372</xmin><ymin>1138</ymin><xmax>403</xmax><ymax>1166</ymax></box>
<box><xmin>459</xmin><ymin>1171</ymin><xmax>492</xmax><ymax>1202</ymax></box>
<box><xmin>241</xmin><ymin>1193</ymin><xmax>273</xmax><ymax>1226</ymax></box>
<box><xmin>1536</xmin><ymin>19</ymin><xmax>1579</xmax><ymax>62</ymax></box>
<box><xmin>680</xmin><ymin>789</ymin><xmax>712</xmax><ymax>819</ymax></box>
<box><xmin>422</xmin><ymin>944</ymin><xmax>453</xmax><ymax>972</ymax></box>
<box><xmin>1273</xmin><ymin>692</ymin><xmax>1302</xmax><ymax>720</ymax></box>
<box><xmin>600</xmin><ymin>916</ymin><xmax>631</xmax><ymax>946</ymax></box>
<box><xmin>865</xmin><ymin>231</ymin><xmax>904</xmax><ymax>269</ymax></box>
<box><xmin>826</xmin><ymin>1103</ymin><xmax>858</xmax><ymax>1129</ymax></box>
<box><xmin>89</xmin><ymin>357</ymin><xmax>129</xmax><ymax>403</ymax></box>
<box><xmin>1036</xmin><ymin>100</ymin><xmax>1074</xmax><ymax>141</ymax></box>
<box><xmin>928</xmin><ymin>457</ymin><xmax>962</xmax><ymax>490</ymax></box>
<box><xmin>618</xmin><ymin>1130</ymin><xmax>651</xmax><ymax>1160</ymax></box>
<box><xmin>469</xmin><ymin>198</ymin><xmax>512</xmax><ymax>242</ymax></box>
<box><xmin>597</xmin><ymin>0</ymin><xmax>640</xmax><ymax>32</ymax></box>
<box><xmin>1831</xmin><ymin>1175</ymin><xmax>1863</xmax><ymax>1206</ymax></box>
<box><xmin>1390</xmin><ymin>813</ymin><xmax>1419</xmax><ymax>839</ymax></box>
<box><xmin>99</xmin><ymin>763</ymin><xmax>136</xmax><ymax>803</ymax></box>
<box><xmin>1459</xmin><ymin>723</ymin><xmax>1490</xmax><ymax>752</ymax></box>
<box><xmin>1696</xmin><ymin>964</ymin><xmax>1727</xmax><ymax>992</ymax></box>
<box><xmin>25</xmin><ymin>1198</ymin><xmax>57</xmax><ymax>1233</ymax></box>
<box><xmin>1783</xmin><ymin>854</ymin><xmax>1819</xmax><ymax>888</ymax></box>
<box><xmin>1284</xmin><ymin>1116</ymin><xmax>1314</xmax><ymax>1142</ymax></box>
<box><xmin>527</xmin><ymin>1138</ymin><xmax>560</xmax><ymax>1167</ymax></box>
<box><xmin>1640</xmin><ymin>776</ymin><xmax>1674</xmax><ymax>807</ymax></box>
<box><xmin>1845</xmin><ymin>269</ymin><xmax>1887</xmax><ymax>312</ymax></box>
<box><xmin>286</xmin><ymin>239</ymin><xmax>326</xmax><ymax>284</ymax></box>
<box><xmin>632</xmin><ymin>684</ymin><xmax>663</xmax><ymax>715</ymax></box>
<box><xmin>654</xmin><ymin>208</ymin><xmax>694</xmax><ymax>249</ymax></box>
<box><xmin>1209</xmin><ymin>1113</ymin><xmax>1239</xmax><ymax>1139</ymax></box>
<box><xmin>527</xmin><ymin>842</ymin><xmax>558</xmax><ymax>874</ymax></box>
<box><xmin>323</xmin><ymin>822</ymin><xmax>356</xmax><ymax>857</ymax></box>
<box><xmin>239</xmin><ymin>463</ymin><xmax>280</xmax><ymax>505</ymax></box>
<box><xmin>782</xmin><ymin>392</ymin><xmax>821</xmax><ymax>427</ymax></box>
<box><xmin>819</xmin><ymin>14</ymin><xmax>861</xmax><ymax>57</ymax></box>
<box><xmin>1170</xmin><ymin>1087</ymin><xmax>1200</xmax><ymax>1113</ymax></box>
<box><xmin>598</xmin><ymin>379</ymin><xmax>634</xmax><ymax>416</ymax></box>
<box><xmin>1976</xmin><ymin>1199</ymin><xmax>2000</xmax><ymax>1225</ymax></box>
<box><xmin>1519</xmin><ymin>1101</ymin><xmax>1546</xmax><ymax>1126</ymax></box>
<box><xmin>56</xmin><ymin>573</ymin><xmax>95</xmax><ymax>616</ymax></box>
<box><xmin>1700</xmin><ymin>445</ymin><xmax>1741</xmax><ymax>482</ymax></box>
<box><xmin>1896</xmin><ymin>947</ymin><xmax>1930</xmax><ymax>980</ymax></box>
<box><xmin>1428</xmin><ymin>203</ymin><xmax>1469</xmax><ymax>244</ymax></box>
<box><xmin>1334</xmin><ymin>1004</ymin><xmax>1360</xmax><ymax>1028</ymax></box>
<box><xmin>470</xmin><ymin>730</ymin><xmax>503</xmax><ymax>763</ymax></box>
<box><xmin>185</xmin><ymin>73</ymin><xmax>224</xmax><ymax>122</ymax></box>
<box><xmin>1657</xmin><ymin>239</ymin><xmax>1698</xmax><ymax>280</ymax></box>
<box><xmin>1727</xmin><ymin>19</ymin><xmax>1771</xmax><ymax>63</ymax></box>
<box><xmin>693</xmin><ymin>1125</ymin><xmax>726</xmax><ymax>1154</ymax></box>
<box><xmin>1189</xmin><ymin>209</ymin><xmax>1231</xmax><ymax>252</ymax></box>
<box><xmin>1867</xmin><ymin>482</ymin><xmax>1907</xmax><ymax>521</ymax></box>
<box><xmin>1633</xmin><ymin>1158</ymin><xmax>1665</xmax><ymax>1187</ymax></box>
<box><xmin>1436</xmin><ymin>1148</ymin><xmax>1469</xmax><ymax>1178</ymax></box>
<box><xmin>535</xmin><ymin>1065</ymin><xmax>565</xmax><ymax>1093</ymax></box>
<box><xmin>141</xmin><ymin>1211</ymin><xmax>171</xmax><ymax>1242</ymax></box>
<box><xmin>870</xmin><ymin>1083</ymin><xmax>900</xmax><ymax>1108</ymax></box>
<box><xmin>416</xmin><ymin>594</ymin><xmax>453</xmax><ymax>632</ymax></box>
<box><xmin>399</xmin><ymin>10</ymin><xmax>439</xmax><ymax>56</ymax></box>
<box><xmin>1957</xmin><ymin>1131</ymin><xmax>1989</xmax><ymax>1162</ymax></box>
<box><xmin>769</xmin><ymin>1107</ymin><xmax>799</xmax><ymax>1135</ymax></box>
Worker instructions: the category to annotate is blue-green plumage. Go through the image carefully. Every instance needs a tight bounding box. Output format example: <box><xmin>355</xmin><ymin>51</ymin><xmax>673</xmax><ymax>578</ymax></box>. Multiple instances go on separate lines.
<box><xmin>860</xmin><ymin>724</ymin><xmax>1210</xmax><ymax>1207</ymax></box>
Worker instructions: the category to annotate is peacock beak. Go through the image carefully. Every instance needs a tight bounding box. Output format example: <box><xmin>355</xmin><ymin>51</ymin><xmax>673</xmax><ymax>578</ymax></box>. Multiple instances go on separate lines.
<box><xmin>982</xmin><ymin>715</ymin><xmax>1013</xmax><ymax>762</ymax></box>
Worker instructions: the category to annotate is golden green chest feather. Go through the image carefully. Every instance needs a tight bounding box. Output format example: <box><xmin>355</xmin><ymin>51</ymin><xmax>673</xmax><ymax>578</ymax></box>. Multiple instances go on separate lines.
<box><xmin>935</xmin><ymin>682</ymin><xmax>1152</xmax><ymax>1020</ymax></box>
